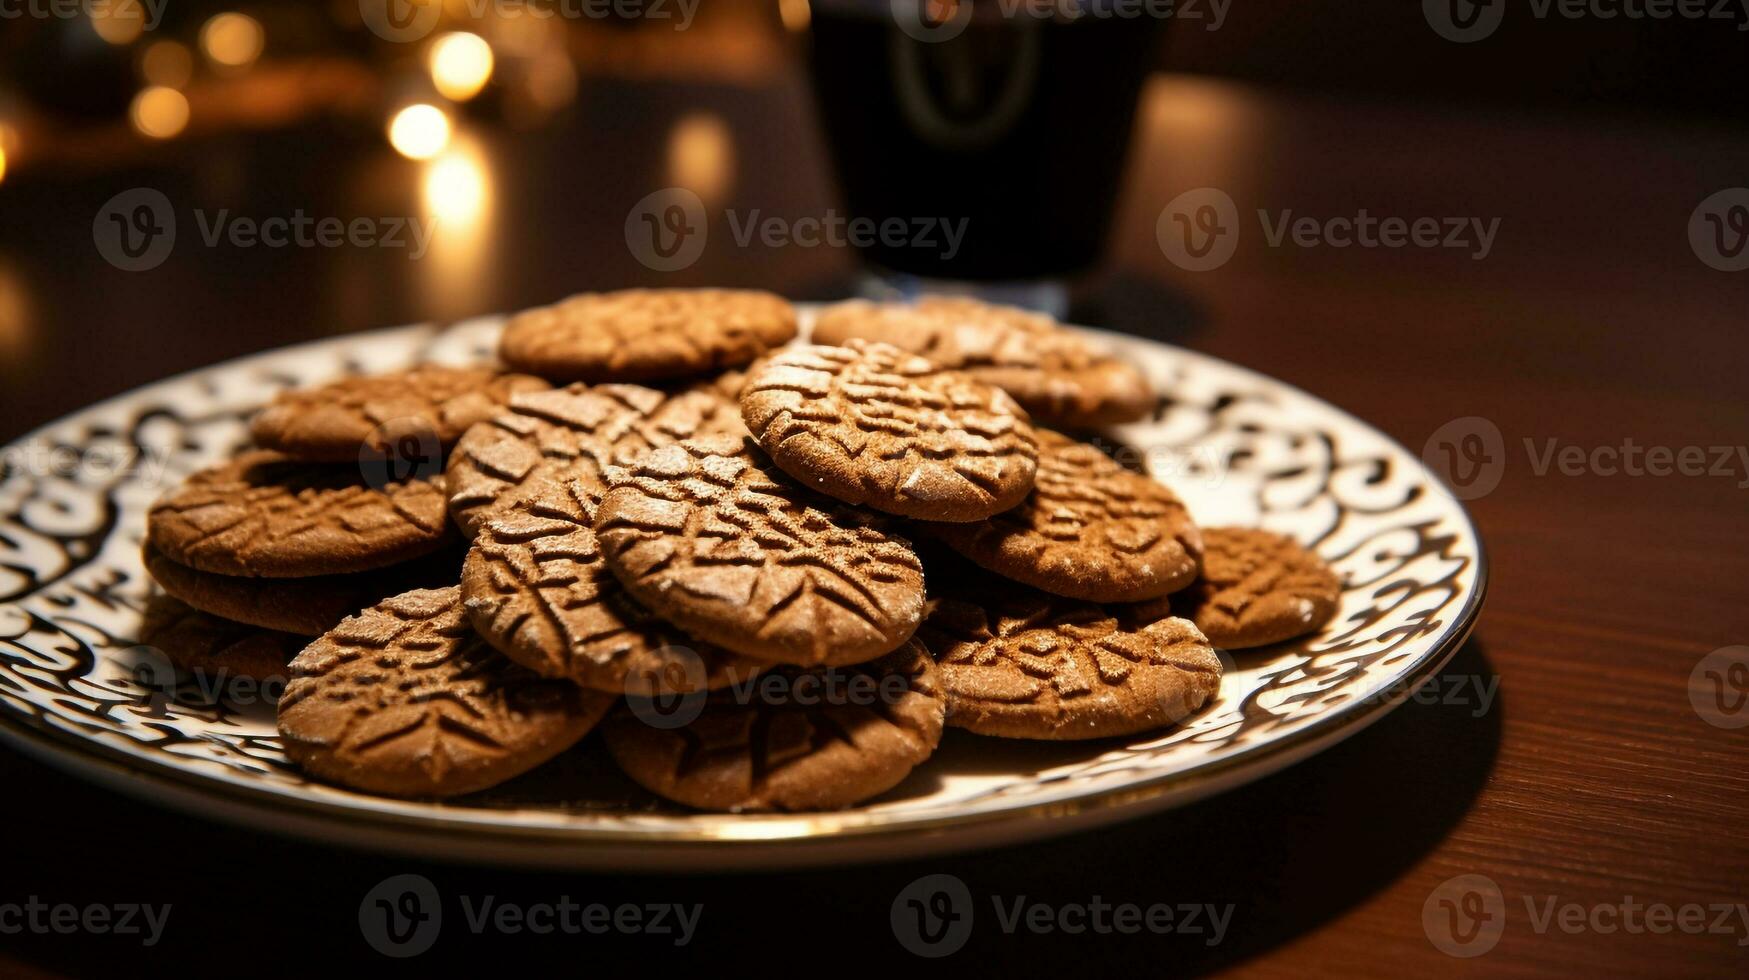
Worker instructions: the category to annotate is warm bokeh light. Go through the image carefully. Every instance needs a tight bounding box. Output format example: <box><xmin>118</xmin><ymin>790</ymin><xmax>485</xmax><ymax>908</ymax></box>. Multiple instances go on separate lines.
<box><xmin>130</xmin><ymin>86</ymin><xmax>191</xmax><ymax>140</ymax></box>
<box><xmin>667</xmin><ymin>112</ymin><xmax>735</xmax><ymax>206</ymax></box>
<box><xmin>142</xmin><ymin>41</ymin><xmax>196</xmax><ymax>88</ymax></box>
<box><xmin>388</xmin><ymin>104</ymin><xmax>451</xmax><ymax>160</ymax></box>
<box><xmin>779</xmin><ymin>0</ymin><xmax>811</xmax><ymax>31</ymax></box>
<box><xmin>0</xmin><ymin>146</ymin><xmax>8</xmax><ymax>186</ymax></box>
<box><xmin>428</xmin><ymin>33</ymin><xmax>495</xmax><ymax>102</ymax></box>
<box><xmin>91</xmin><ymin>2</ymin><xmax>146</xmax><ymax>45</ymax></box>
<box><xmin>418</xmin><ymin>138</ymin><xmax>496</xmax><ymax>319</ymax></box>
<box><xmin>200</xmin><ymin>13</ymin><xmax>265</xmax><ymax>70</ymax></box>
<box><xmin>424</xmin><ymin>152</ymin><xmax>487</xmax><ymax>226</ymax></box>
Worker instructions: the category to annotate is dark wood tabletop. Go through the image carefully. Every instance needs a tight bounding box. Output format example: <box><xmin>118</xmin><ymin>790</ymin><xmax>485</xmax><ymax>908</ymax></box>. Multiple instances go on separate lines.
<box><xmin>1</xmin><ymin>46</ymin><xmax>1747</xmax><ymax>978</ymax></box>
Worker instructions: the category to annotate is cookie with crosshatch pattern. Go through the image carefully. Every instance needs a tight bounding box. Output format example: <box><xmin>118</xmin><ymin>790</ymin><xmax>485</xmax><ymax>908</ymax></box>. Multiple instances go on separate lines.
<box><xmin>277</xmin><ymin>587</ymin><xmax>614</xmax><ymax>798</ymax></box>
<box><xmin>592</xmin><ymin>435</ymin><xmax>927</xmax><ymax>666</ymax></box>
<box><xmin>445</xmin><ymin>380</ymin><xmax>746</xmax><ymax>538</ymax></box>
<box><xmin>139</xmin><ymin>594</ymin><xmax>304</xmax><ymax>685</ymax></box>
<box><xmin>915</xmin><ymin>567</ymin><xmax>1222</xmax><ymax>740</ymax></box>
<box><xmin>461</xmin><ymin>477</ymin><xmax>766</xmax><ymax>696</ymax></box>
<box><xmin>250</xmin><ymin>366</ymin><xmax>549</xmax><ymax>461</ymax></box>
<box><xmin>143</xmin><ymin>542</ymin><xmax>461</xmax><ymax>635</ymax></box>
<box><xmin>740</xmin><ymin>340</ymin><xmax>1039</xmax><ymax>522</ymax></box>
<box><xmin>500</xmin><ymin>288</ymin><xmax>798</xmax><ymax>383</ymax></box>
<box><xmin>811</xmin><ymin>296</ymin><xmax>1154</xmax><ymax>428</ymax></box>
<box><xmin>1174</xmin><ymin>527</ymin><xmax>1341</xmax><ymax>649</ymax></box>
<box><xmin>146</xmin><ymin>451</ymin><xmax>452</xmax><ymax>578</ymax></box>
<box><xmin>928</xmin><ymin>429</ymin><xmax>1202</xmax><ymax>601</ymax></box>
<box><xmin>601</xmin><ymin>640</ymin><xmax>945</xmax><ymax>811</ymax></box>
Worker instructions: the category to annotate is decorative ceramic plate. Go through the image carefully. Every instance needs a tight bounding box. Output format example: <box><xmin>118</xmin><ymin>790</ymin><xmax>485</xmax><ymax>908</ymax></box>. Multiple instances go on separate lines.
<box><xmin>0</xmin><ymin>313</ymin><xmax>1485</xmax><ymax>870</ymax></box>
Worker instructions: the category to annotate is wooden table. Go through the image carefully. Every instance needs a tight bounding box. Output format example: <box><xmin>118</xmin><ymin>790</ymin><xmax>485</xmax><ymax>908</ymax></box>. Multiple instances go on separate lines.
<box><xmin>1</xmin><ymin>68</ymin><xmax>1745</xmax><ymax>977</ymax></box>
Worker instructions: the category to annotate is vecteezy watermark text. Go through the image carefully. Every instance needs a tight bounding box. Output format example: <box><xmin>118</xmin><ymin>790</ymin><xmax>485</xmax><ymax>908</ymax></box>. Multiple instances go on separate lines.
<box><xmin>359</xmin><ymin>0</ymin><xmax>698</xmax><ymax>43</ymax></box>
<box><xmin>1</xmin><ymin>439</ymin><xmax>174</xmax><ymax>488</ymax></box>
<box><xmin>625</xmin><ymin>186</ymin><xmax>968</xmax><ymax>272</ymax></box>
<box><xmin>890</xmin><ymin>0</ymin><xmax>1227</xmax><ymax>42</ymax></box>
<box><xmin>94</xmin><ymin>188</ymin><xmax>436</xmax><ymax>273</ymax></box>
<box><xmin>1424</xmin><ymin>874</ymin><xmax>1749</xmax><ymax>957</ymax></box>
<box><xmin>890</xmin><ymin>873</ymin><xmax>1233</xmax><ymax>957</ymax></box>
<box><xmin>359</xmin><ymin>874</ymin><xmax>701</xmax><ymax>958</ymax></box>
<box><xmin>1425</xmin><ymin>0</ymin><xmax>1749</xmax><ymax>43</ymax></box>
<box><xmin>624</xmin><ymin>652</ymin><xmax>914</xmax><ymax>729</ymax></box>
<box><xmin>0</xmin><ymin>0</ymin><xmax>167</xmax><ymax>29</ymax></box>
<box><xmin>1422</xmin><ymin>417</ymin><xmax>1749</xmax><ymax>500</ymax></box>
<box><xmin>1157</xmin><ymin>188</ymin><xmax>1501</xmax><ymax>271</ymax></box>
<box><xmin>0</xmin><ymin>898</ymin><xmax>171</xmax><ymax>946</ymax></box>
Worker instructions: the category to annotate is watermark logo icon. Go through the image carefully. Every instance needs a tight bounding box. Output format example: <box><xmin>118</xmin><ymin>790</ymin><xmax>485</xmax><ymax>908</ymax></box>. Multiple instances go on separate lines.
<box><xmin>1689</xmin><ymin>188</ymin><xmax>1749</xmax><ymax>272</ymax></box>
<box><xmin>622</xmin><ymin>647</ymin><xmax>711</xmax><ymax>730</ymax></box>
<box><xmin>1423</xmin><ymin>416</ymin><xmax>1506</xmax><ymax>500</ymax></box>
<box><xmin>1423</xmin><ymin>873</ymin><xmax>1506</xmax><ymax>957</ymax></box>
<box><xmin>360</xmin><ymin>874</ymin><xmax>442</xmax><ymax>958</ymax></box>
<box><xmin>94</xmin><ymin>188</ymin><xmax>176</xmax><ymax>272</ymax></box>
<box><xmin>891</xmin><ymin>873</ymin><xmax>974</xmax><ymax>957</ymax></box>
<box><xmin>1690</xmin><ymin>646</ymin><xmax>1749</xmax><ymax>729</ymax></box>
<box><xmin>1424</xmin><ymin>0</ymin><xmax>1504</xmax><ymax>42</ymax></box>
<box><xmin>359</xmin><ymin>0</ymin><xmax>443</xmax><ymax>43</ymax></box>
<box><xmin>122</xmin><ymin>644</ymin><xmax>177</xmax><ymax>698</ymax></box>
<box><xmin>1157</xmin><ymin>187</ymin><xmax>1239</xmax><ymax>272</ymax></box>
<box><xmin>358</xmin><ymin>417</ymin><xmax>443</xmax><ymax>490</ymax></box>
<box><xmin>626</xmin><ymin>187</ymin><xmax>708</xmax><ymax>272</ymax></box>
<box><xmin>892</xmin><ymin>0</ymin><xmax>973</xmax><ymax>42</ymax></box>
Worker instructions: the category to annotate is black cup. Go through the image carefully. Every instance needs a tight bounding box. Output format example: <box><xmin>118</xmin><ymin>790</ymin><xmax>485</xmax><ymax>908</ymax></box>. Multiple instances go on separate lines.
<box><xmin>807</xmin><ymin>1</ymin><xmax>1162</xmax><ymax>293</ymax></box>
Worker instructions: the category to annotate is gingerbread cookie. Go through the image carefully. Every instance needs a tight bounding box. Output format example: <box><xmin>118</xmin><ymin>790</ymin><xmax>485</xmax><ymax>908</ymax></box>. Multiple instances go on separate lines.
<box><xmin>741</xmin><ymin>341</ymin><xmax>1038</xmax><ymax>522</ymax></box>
<box><xmin>1175</xmin><ymin>527</ymin><xmax>1341</xmax><ymax>649</ymax></box>
<box><xmin>139</xmin><ymin>595</ymin><xmax>304</xmax><ymax>684</ymax></box>
<box><xmin>277</xmin><ymin>587</ymin><xmax>612</xmax><ymax>798</ymax></box>
<box><xmin>445</xmin><ymin>383</ymin><xmax>666</xmax><ymax>538</ymax></box>
<box><xmin>251</xmin><ymin>366</ymin><xmax>549</xmax><ymax>461</ymax></box>
<box><xmin>142</xmin><ymin>543</ymin><xmax>460</xmax><ymax>635</ymax></box>
<box><xmin>916</xmin><ymin>571</ymin><xmax>1222</xmax><ymax>740</ymax></box>
<box><xmin>147</xmin><ymin>451</ymin><xmax>451</xmax><ymax>578</ymax></box>
<box><xmin>500</xmin><ymin>289</ymin><xmax>798</xmax><ymax>383</ymax></box>
<box><xmin>929</xmin><ymin>430</ymin><xmax>1201</xmax><ymax>601</ymax></box>
<box><xmin>593</xmin><ymin>436</ymin><xmax>926</xmax><ymax>666</ymax></box>
<box><xmin>601</xmin><ymin>641</ymin><xmax>944</xmax><ymax>811</ymax></box>
<box><xmin>462</xmin><ymin>478</ymin><xmax>765</xmax><ymax>696</ymax></box>
<box><xmin>812</xmin><ymin>297</ymin><xmax>1154</xmax><ymax>428</ymax></box>
<box><xmin>446</xmin><ymin>381</ymin><xmax>747</xmax><ymax>538</ymax></box>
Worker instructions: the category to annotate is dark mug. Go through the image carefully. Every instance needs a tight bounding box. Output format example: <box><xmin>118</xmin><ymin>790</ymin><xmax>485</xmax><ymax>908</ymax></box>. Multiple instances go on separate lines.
<box><xmin>806</xmin><ymin>1</ymin><xmax>1163</xmax><ymax>290</ymax></box>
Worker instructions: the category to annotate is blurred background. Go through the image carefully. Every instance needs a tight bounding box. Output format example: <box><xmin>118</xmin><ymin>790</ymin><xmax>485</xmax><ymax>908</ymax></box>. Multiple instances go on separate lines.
<box><xmin>2</xmin><ymin>2</ymin><xmax>1746</xmax><ymax>437</ymax></box>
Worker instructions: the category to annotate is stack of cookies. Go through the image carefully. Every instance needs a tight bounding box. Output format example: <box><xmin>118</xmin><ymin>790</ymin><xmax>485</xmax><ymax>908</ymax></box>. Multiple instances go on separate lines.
<box><xmin>142</xmin><ymin>289</ymin><xmax>1340</xmax><ymax>812</ymax></box>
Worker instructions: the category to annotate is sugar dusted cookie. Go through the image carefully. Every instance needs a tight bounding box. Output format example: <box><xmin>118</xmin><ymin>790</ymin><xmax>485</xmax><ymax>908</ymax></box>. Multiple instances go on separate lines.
<box><xmin>500</xmin><ymin>289</ymin><xmax>797</xmax><ymax>383</ymax></box>
<box><xmin>593</xmin><ymin>436</ymin><xmax>926</xmax><ymax>666</ymax></box>
<box><xmin>741</xmin><ymin>340</ymin><xmax>1039</xmax><ymax>522</ymax></box>
<box><xmin>139</xmin><ymin>595</ymin><xmax>304</xmax><ymax>684</ymax></box>
<box><xmin>277</xmin><ymin>587</ymin><xmax>612</xmax><ymax>798</ymax></box>
<box><xmin>142</xmin><ymin>543</ymin><xmax>459</xmax><ymax>635</ymax></box>
<box><xmin>602</xmin><ymin>641</ymin><xmax>944</xmax><ymax>811</ymax></box>
<box><xmin>462</xmin><ymin>478</ymin><xmax>765</xmax><ymax>696</ymax></box>
<box><xmin>251</xmin><ymin>366</ymin><xmax>548</xmax><ymax>461</ymax></box>
<box><xmin>1176</xmin><ymin>527</ymin><xmax>1341</xmax><ymax>649</ymax></box>
<box><xmin>446</xmin><ymin>380</ymin><xmax>748</xmax><ymax>538</ymax></box>
<box><xmin>147</xmin><ymin>451</ymin><xmax>451</xmax><ymax>578</ymax></box>
<box><xmin>811</xmin><ymin>297</ymin><xmax>1153</xmax><ymax>428</ymax></box>
<box><xmin>916</xmin><ymin>569</ymin><xmax>1222</xmax><ymax>740</ymax></box>
<box><xmin>929</xmin><ymin>430</ymin><xmax>1201</xmax><ymax>601</ymax></box>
